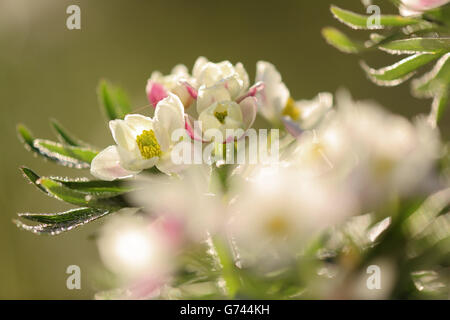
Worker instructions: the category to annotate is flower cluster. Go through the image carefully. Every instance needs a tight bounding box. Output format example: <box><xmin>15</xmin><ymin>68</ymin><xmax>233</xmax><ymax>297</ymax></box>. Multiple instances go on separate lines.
<box><xmin>15</xmin><ymin>0</ymin><xmax>450</xmax><ymax>301</ymax></box>
<box><xmin>90</xmin><ymin>57</ymin><xmax>332</xmax><ymax>181</ymax></box>
<box><xmin>89</xmin><ymin>58</ymin><xmax>444</xmax><ymax>299</ymax></box>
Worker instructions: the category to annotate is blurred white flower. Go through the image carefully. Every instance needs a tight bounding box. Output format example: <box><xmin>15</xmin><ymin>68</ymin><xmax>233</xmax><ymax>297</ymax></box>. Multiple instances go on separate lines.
<box><xmin>399</xmin><ymin>0</ymin><xmax>449</xmax><ymax>16</ymax></box>
<box><xmin>255</xmin><ymin>61</ymin><xmax>333</xmax><ymax>135</ymax></box>
<box><xmin>228</xmin><ymin>166</ymin><xmax>358</xmax><ymax>266</ymax></box>
<box><xmin>146</xmin><ymin>64</ymin><xmax>195</xmax><ymax>108</ymax></box>
<box><xmin>288</xmin><ymin>91</ymin><xmax>441</xmax><ymax>207</ymax></box>
<box><xmin>90</xmin><ymin>93</ymin><xmax>186</xmax><ymax>180</ymax></box>
<box><xmin>129</xmin><ymin>167</ymin><xmax>225</xmax><ymax>243</ymax></box>
<box><xmin>97</xmin><ymin>210</ymin><xmax>176</xmax><ymax>298</ymax></box>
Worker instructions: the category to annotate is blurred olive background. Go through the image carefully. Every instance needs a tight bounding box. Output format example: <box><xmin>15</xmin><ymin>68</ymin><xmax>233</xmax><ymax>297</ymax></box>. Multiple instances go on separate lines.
<box><xmin>1</xmin><ymin>0</ymin><xmax>449</xmax><ymax>299</ymax></box>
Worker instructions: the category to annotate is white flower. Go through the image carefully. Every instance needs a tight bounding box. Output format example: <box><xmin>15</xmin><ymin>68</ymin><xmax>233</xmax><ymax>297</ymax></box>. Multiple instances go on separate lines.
<box><xmin>146</xmin><ymin>64</ymin><xmax>195</xmax><ymax>108</ymax></box>
<box><xmin>97</xmin><ymin>210</ymin><xmax>174</xmax><ymax>283</ymax></box>
<box><xmin>288</xmin><ymin>91</ymin><xmax>441</xmax><ymax>207</ymax></box>
<box><xmin>182</xmin><ymin>57</ymin><xmax>259</xmax><ymax>143</ymax></box>
<box><xmin>399</xmin><ymin>0</ymin><xmax>449</xmax><ymax>16</ymax></box>
<box><xmin>192</xmin><ymin>56</ymin><xmax>249</xmax><ymax>98</ymax></box>
<box><xmin>255</xmin><ymin>61</ymin><xmax>332</xmax><ymax>135</ymax></box>
<box><xmin>228</xmin><ymin>166</ymin><xmax>357</xmax><ymax>266</ymax></box>
<box><xmin>90</xmin><ymin>93</ymin><xmax>185</xmax><ymax>181</ymax></box>
<box><xmin>129</xmin><ymin>167</ymin><xmax>225</xmax><ymax>243</ymax></box>
<box><xmin>195</xmin><ymin>82</ymin><xmax>258</xmax><ymax>142</ymax></box>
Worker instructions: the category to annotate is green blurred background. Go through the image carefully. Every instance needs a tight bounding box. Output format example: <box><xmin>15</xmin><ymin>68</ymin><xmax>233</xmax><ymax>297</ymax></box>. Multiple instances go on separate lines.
<box><xmin>1</xmin><ymin>0</ymin><xmax>449</xmax><ymax>299</ymax></box>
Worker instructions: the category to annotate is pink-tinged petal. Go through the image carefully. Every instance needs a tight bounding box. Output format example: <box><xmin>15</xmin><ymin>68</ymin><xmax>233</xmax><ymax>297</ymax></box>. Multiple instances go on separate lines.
<box><xmin>239</xmin><ymin>96</ymin><xmax>257</xmax><ymax>130</ymax></box>
<box><xmin>146</xmin><ymin>81</ymin><xmax>168</xmax><ymax>108</ymax></box>
<box><xmin>180</xmin><ymin>80</ymin><xmax>198</xmax><ymax>99</ymax></box>
<box><xmin>128</xmin><ymin>275</ymin><xmax>165</xmax><ymax>299</ymax></box>
<box><xmin>185</xmin><ymin>114</ymin><xmax>208</xmax><ymax>142</ymax></box>
<box><xmin>157</xmin><ymin>216</ymin><xmax>185</xmax><ymax>248</ymax></box>
<box><xmin>236</xmin><ymin>81</ymin><xmax>265</xmax><ymax>103</ymax></box>
<box><xmin>282</xmin><ymin>117</ymin><xmax>303</xmax><ymax>138</ymax></box>
<box><xmin>90</xmin><ymin>146</ymin><xmax>140</xmax><ymax>181</ymax></box>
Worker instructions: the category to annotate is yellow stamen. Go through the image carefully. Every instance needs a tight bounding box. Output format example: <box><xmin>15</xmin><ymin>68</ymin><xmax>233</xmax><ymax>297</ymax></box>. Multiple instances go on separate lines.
<box><xmin>136</xmin><ymin>130</ymin><xmax>162</xmax><ymax>159</ymax></box>
<box><xmin>265</xmin><ymin>215</ymin><xmax>289</xmax><ymax>237</ymax></box>
<box><xmin>214</xmin><ymin>110</ymin><xmax>228</xmax><ymax>124</ymax></box>
<box><xmin>373</xmin><ymin>157</ymin><xmax>395</xmax><ymax>176</ymax></box>
<box><xmin>282</xmin><ymin>97</ymin><xmax>301</xmax><ymax>121</ymax></box>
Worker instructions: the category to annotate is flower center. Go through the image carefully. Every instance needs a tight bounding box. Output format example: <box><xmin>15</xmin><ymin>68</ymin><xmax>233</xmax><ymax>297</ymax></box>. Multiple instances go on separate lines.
<box><xmin>136</xmin><ymin>130</ymin><xmax>162</xmax><ymax>159</ymax></box>
<box><xmin>372</xmin><ymin>157</ymin><xmax>395</xmax><ymax>177</ymax></box>
<box><xmin>265</xmin><ymin>215</ymin><xmax>289</xmax><ymax>237</ymax></box>
<box><xmin>282</xmin><ymin>97</ymin><xmax>301</xmax><ymax>121</ymax></box>
<box><xmin>214</xmin><ymin>110</ymin><xmax>228</xmax><ymax>124</ymax></box>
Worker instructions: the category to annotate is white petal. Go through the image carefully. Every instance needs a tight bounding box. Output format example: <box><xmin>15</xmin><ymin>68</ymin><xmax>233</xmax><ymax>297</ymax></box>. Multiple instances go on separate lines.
<box><xmin>154</xmin><ymin>93</ymin><xmax>185</xmax><ymax>151</ymax></box>
<box><xmin>156</xmin><ymin>146</ymin><xmax>189</xmax><ymax>175</ymax></box>
<box><xmin>198</xmin><ymin>111</ymin><xmax>222</xmax><ymax>133</ymax></box>
<box><xmin>296</xmin><ymin>92</ymin><xmax>333</xmax><ymax>129</ymax></box>
<box><xmin>235</xmin><ymin>62</ymin><xmax>250</xmax><ymax>94</ymax></box>
<box><xmin>117</xmin><ymin>145</ymin><xmax>159</xmax><ymax>172</ymax></box>
<box><xmin>109</xmin><ymin>120</ymin><xmax>137</xmax><ymax>152</ymax></box>
<box><xmin>239</xmin><ymin>96</ymin><xmax>257</xmax><ymax>130</ymax></box>
<box><xmin>124</xmin><ymin>114</ymin><xmax>154</xmax><ymax>133</ymax></box>
<box><xmin>196</xmin><ymin>84</ymin><xmax>231</xmax><ymax>114</ymax></box>
<box><xmin>255</xmin><ymin>61</ymin><xmax>290</xmax><ymax>123</ymax></box>
<box><xmin>192</xmin><ymin>56</ymin><xmax>209</xmax><ymax>79</ymax></box>
<box><xmin>90</xmin><ymin>146</ymin><xmax>139</xmax><ymax>181</ymax></box>
<box><xmin>171</xmin><ymin>64</ymin><xmax>189</xmax><ymax>76</ymax></box>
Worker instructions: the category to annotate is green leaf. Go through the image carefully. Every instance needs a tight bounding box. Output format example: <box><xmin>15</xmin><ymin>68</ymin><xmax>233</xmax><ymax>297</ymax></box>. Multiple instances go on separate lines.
<box><xmin>330</xmin><ymin>5</ymin><xmax>421</xmax><ymax>30</ymax></box>
<box><xmin>98</xmin><ymin>79</ymin><xmax>131</xmax><ymax>120</ymax></box>
<box><xmin>379</xmin><ymin>37</ymin><xmax>450</xmax><ymax>54</ymax></box>
<box><xmin>17</xmin><ymin>125</ymin><xmax>99</xmax><ymax>168</ymax></box>
<box><xmin>360</xmin><ymin>52</ymin><xmax>443</xmax><ymax>86</ymax></box>
<box><xmin>17</xmin><ymin>124</ymin><xmax>39</xmax><ymax>153</ymax></box>
<box><xmin>430</xmin><ymin>89</ymin><xmax>449</xmax><ymax>125</ymax></box>
<box><xmin>423</xmin><ymin>4</ymin><xmax>450</xmax><ymax>26</ymax></box>
<box><xmin>15</xmin><ymin>207</ymin><xmax>110</xmax><ymax>235</ymax></box>
<box><xmin>21</xmin><ymin>167</ymin><xmax>133</xmax><ymax>198</ymax></box>
<box><xmin>18</xmin><ymin>207</ymin><xmax>107</xmax><ymax>224</ymax></box>
<box><xmin>50</xmin><ymin>119</ymin><xmax>87</xmax><ymax>147</ymax></box>
<box><xmin>212</xmin><ymin>237</ymin><xmax>241</xmax><ymax>298</ymax></box>
<box><xmin>20</xmin><ymin>167</ymin><xmax>48</xmax><ymax>194</ymax></box>
<box><xmin>413</xmin><ymin>53</ymin><xmax>450</xmax><ymax>97</ymax></box>
<box><xmin>407</xmin><ymin>188</ymin><xmax>450</xmax><ymax>238</ymax></box>
<box><xmin>37</xmin><ymin>177</ymin><xmax>128</xmax><ymax>209</ymax></box>
<box><xmin>322</xmin><ymin>27</ymin><xmax>365</xmax><ymax>54</ymax></box>
<box><xmin>53</xmin><ymin>177</ymin><xmax>134</xmax><ymax>197</ymax></box>
<box><xmin>34</xmin><ymin>139</ymin><xmax>98</xmax><ymax>168</ymax></box>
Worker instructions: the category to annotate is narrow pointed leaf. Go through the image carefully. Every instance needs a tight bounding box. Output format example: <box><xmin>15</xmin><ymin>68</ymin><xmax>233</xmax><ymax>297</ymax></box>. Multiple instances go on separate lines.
<box><xmin>413</xmin><ymin>53</ymin><xmax>450</xmax><ymax>97</ymax></box>
<box><xmin>430</xmin><ymin>89</ymin><xmax>449</xmax><ymax>125</ymax></box>
<box><xmin>379</xmin><ymin>38</ymin><xmax>450</xmax><ymax>54</ymax></box>
<box><xmin>37</xmin><ymin>177</ymin><xmax>128</xmax><ymax>209</ymax></box>
<box><xmin>14</xmin><ymin>208</ymin><xmax>110</xmax><ymax>235</ymax></box>
<box><xmin>50</xmin><ymin>119</ymin><xmax>87</xmax><ymax>147</ymax></box>
<box><xmin>20</xmin><ymin>167</ymin><xmax>48</xmax><ymax>194</ymax></box>
<box><xmin>330</xmin><ymin>5</ymin><xmax>421</xmax><ymax>30</ymax></box>
<box><xmin>33</xmin><ymin>139</ymin><xmax>98</xmax><ymax>168</ymax></box>
<box><xmin>360</xmin><ymin>52</ymin><xmax>443</xmax><ymax>86</ymax></box>
<box><xmin>18</xmin><ymin>207</ymin><xmax>108</xmax><ymax>224</ymax></box>
<box><xmin>17</xmin><ymin>125</ymin><xmax>98</xmax><ymax>168</ymax></box>
<box><xmin>322</xmin><ymin>27</ymin><xmax>365</xmax><ymax>53</ymax></box>
<box><xmin>423</xmin><ymin>4</ymin><xmax>450</xmax><ymax>26</ymax></box>
<box><xmin>17</xmin><ymin>124</ymin><xmax>39</xmax><ymax>153</ymax></box>
<box><xmin>20</xmin><ymin>167</ymin><xmax>133</xmax><ymax>198</ymax></box>
<box><xmin>52</xmin><ymin>177</ymin><xmax>135</xmax><ymax>197</ymax></box>
<box><xmin>98</xmin><ymin>80</ymin><xmax>131</xmax><ymax>120</ymax></box>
